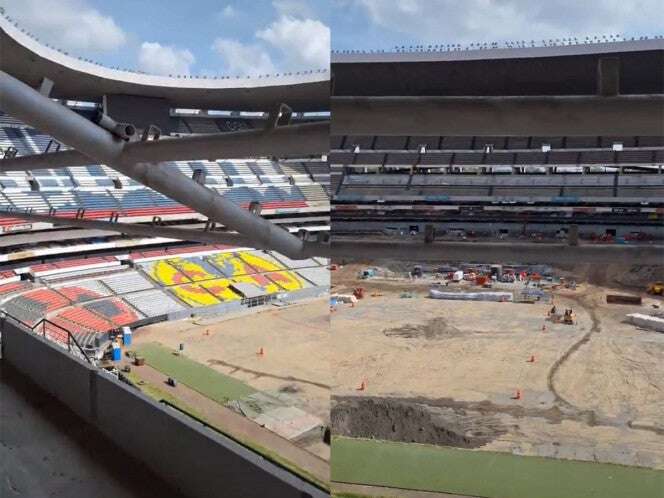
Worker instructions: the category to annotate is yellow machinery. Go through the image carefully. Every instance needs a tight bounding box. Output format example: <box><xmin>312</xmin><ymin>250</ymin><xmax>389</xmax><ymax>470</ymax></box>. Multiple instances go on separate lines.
<box><xmin>647</xmin><ymin>282</ymin><xmax>664</xmax><ymax>296</ymax></box>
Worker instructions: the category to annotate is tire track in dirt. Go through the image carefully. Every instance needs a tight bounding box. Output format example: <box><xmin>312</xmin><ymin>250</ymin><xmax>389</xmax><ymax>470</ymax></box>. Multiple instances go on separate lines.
<box><xmin>546</xmin><ymin>293</ymin><xmax>600</xmax><ymax>413</ymax></box>
<box><xmin>546</xmin><ymin>292</ymin><xmax>664</xmax><ymax>437</ymax></box>
<box><xmin>207</xmin><ymin>358</ymin><xmax>330</xmax><ymax>389</ymax></box>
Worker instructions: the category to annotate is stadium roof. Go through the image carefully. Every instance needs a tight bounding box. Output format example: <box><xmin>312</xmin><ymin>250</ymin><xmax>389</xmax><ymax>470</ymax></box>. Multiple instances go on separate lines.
<box><xmin>332</xmin><ymin>39</ymin><xmax>664</xmax><ymax>96</ymax></box>
<box><xmin>331</xmin><ymin>40</ymin><xmax>664</xmax><ymax>136</ymax></box>
<box><xmin>0</xmin><ymin>15</ymin><xmax>329</xmax><ymax>112</ymax></box>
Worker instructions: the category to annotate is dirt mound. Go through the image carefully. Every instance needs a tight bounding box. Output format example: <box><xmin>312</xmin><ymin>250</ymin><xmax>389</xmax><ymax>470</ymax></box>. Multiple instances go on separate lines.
<box><xmin>557</xmin><ymin>264</ymin><xmax>664</xmax><ymax>290</ymax></box>
<box><xmin>331</xmin><ymin>396</ymin><xmax>507</xmax><ymax>448</ymax></box>
<box><xmin>383</xmin><ymin>317</ymin><xmax>460</xmax><ymax>340</ymax></box>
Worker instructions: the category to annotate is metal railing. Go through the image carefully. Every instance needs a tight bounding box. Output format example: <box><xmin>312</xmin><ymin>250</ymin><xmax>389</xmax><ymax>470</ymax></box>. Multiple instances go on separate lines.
<box><xmin>1</xmin><ymin>310</ymin><xmax>93</xmax><ymax>364</ymax></box>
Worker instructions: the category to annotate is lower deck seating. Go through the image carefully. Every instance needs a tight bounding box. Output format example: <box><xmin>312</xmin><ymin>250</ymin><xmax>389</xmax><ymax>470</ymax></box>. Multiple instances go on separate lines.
<box><xmin>54</xmin><ymin>285</ymin><xmax>108</xmax><ymax>304</ymax></box>
<box><xmin>84</xmin><ymin>298</ymin><xmax>143</xmax><ymax>326</ymax></box>
<box><xmin>139</xmin><ymin>260</ymin><xmax>192</xmax><ymax>286</ymax></box>
<box><xmin>198</xmin><ymin>279</ymin><xmax>242</xmax><ymax>301</ymax></box>
<box><xmin>122</xmin><ymin>289</ymin><xmax>186</xmax><ymax>317</ymax></box>
<box><xmin>169</xmin><ymin>284</ymin><xmax>222</xmax><ymax>307</ymax></box>
<box><xmin>101</xmin><ymin>272</ymin><xmax>154</xmax><ymax>294</ymax></box>
<box><xmin>168</xmin><ymin>257</ymin><xmax>222</xmax><ymax>281</ymax></box>
<box><xmin>0</xmin><ymin>246</ymin><xmax>327</xmax><ymax>341</ymax></box>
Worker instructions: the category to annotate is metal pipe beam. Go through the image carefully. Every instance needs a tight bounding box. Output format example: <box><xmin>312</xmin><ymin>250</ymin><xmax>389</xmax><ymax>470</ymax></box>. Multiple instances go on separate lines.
<box><xmin>331</xmin><ymin>95</ymin><xmax>664</xmax><ymax>136</ymax></box>
<box><xmin>0</xmin><ymin>70</ymin><xmax>309</xmax><ymax>258</ymax></box>
<box><xmin>1</xmin><ymin>149</ymin><xmax>92</xmax><ymax>172</ymax></box>
<box><xmin>0</xmin><ymin>122</ymin><xmax>329</xmax><ymax>172</ymax></box>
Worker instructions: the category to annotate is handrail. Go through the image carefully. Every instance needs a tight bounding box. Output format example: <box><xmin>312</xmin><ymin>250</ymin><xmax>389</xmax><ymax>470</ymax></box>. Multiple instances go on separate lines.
<box><xmin>1</xmin><ymin>309</ymin><xmax>93</xmax><ymax>364</ymax></box>
<box><xmin>32</xmin><ymin>318</ymin><xmax>94</xmax><ymax>364</ymax></box>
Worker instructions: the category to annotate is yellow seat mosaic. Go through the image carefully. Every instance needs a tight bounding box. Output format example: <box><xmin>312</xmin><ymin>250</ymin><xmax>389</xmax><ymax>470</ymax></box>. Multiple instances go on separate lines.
<box><xmin>170</xmin><ymin>283</ymin><xmax>221</xmax><ymax>307</ymax></box>
<box><xmin>168</xmin><ymin>257</ymin><xmax>220</xmax><ymax>282</ymax></box>
<box><xmin>143</xmin><ymin>260</ymin><xmax>191</xmax><ymax>286</ymax></box>
<box><xmin>264</xmin><ymin>271</ymin><xmax>308</xmax><ymax>291</ymax></box>
<box><xmin>237</xmin><ymin>251</ymin><xmax>286</xmax><ymax>273</ymax></box>
<box><xmin>232</xmin><ymin>274</ymin><xmax>280</xmax><ymax>294</ymax></box>
<box><xmin>207</xmin><ymin>252</ymin><xmax>258</xmax><ymax>278</ymax></box>
<box><xmin>199</xmin><ymin>278</ymin><xmax>242</xmax><ymax>301</ymax></box>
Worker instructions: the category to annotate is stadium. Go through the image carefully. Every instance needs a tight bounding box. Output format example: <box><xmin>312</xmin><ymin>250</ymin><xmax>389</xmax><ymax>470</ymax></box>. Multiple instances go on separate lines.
<box><xmin>2</xmin><ymin>3</ymin><xmax>664</xmax><ymax>498</ymax></box>
<box><xmin>329</xmin><ymin>37</ymin><xmax>664</xmax><ymax>497</ymax></box>
<box><xmin>0</xmin><ymin>11</ymin><xmax>330</xmax><ymax>498</ymax></box>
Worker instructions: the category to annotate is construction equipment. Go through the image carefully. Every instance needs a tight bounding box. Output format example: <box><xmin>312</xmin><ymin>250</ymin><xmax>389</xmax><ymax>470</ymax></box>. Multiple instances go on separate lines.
<box><xmin>563</xmin><ymin>309</ymin><xmax>576</xmax><ymax>325</ymax></box>
<box><xmin>647</xmin><ymin>282</ymin><xmax>664</xmax><ymax>296</ymax></box>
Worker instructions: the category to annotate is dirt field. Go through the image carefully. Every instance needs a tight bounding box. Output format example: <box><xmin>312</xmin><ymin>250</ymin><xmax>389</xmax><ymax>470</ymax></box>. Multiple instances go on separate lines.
<box><xmin>132</xmin><ymin>298</ymin><xmax>331</xmax><ymax>459</ymax></box>
<box><xmin>330</xmin><ymin>263</ymin><xmax>664</xmax><ymax>471</ymax></box>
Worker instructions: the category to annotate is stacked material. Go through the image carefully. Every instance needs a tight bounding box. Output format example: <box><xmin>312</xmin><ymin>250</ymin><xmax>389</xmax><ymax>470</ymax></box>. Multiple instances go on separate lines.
<box><xmin>430</xmin><ymin>289</ymin><xmax>513</xmax><ymax>302</ymax></box>
<box><xmin>627</xmin><ymin>313</ymin><xmax>664</xmax><ymax>332</ymax></box>
<box><xmin>607</xmin><ymin>294</ymin><xmax>643</xmax><ymax>305</ymax></box>
<box><xmin>332</xmin><ymin>294</ymin><xmax>358</xmax><ymax>304</ymax></box>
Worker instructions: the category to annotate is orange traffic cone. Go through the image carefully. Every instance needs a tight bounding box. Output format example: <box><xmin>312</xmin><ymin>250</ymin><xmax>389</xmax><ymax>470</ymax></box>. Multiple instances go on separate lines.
<box><xmin>527</xmin><ymin>355</ymin><xmax>535</xmax><ymax>363</ymax></box>
<box><xmin>512</xmin><ymin>389</ymin><xmax>522</xmax><ymax>400</ymax></box>
<box><xmin>257</xmin><ymin>347</ymin><xmax>264</xmax><ymax>356</ymax></box>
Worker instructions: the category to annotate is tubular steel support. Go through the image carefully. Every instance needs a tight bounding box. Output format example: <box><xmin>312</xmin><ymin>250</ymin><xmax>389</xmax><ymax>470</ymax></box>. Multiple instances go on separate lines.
<box><xmin>0</xmin><ymin>70</ymin><xmax>310</xmax><ymax>258</ymax></box>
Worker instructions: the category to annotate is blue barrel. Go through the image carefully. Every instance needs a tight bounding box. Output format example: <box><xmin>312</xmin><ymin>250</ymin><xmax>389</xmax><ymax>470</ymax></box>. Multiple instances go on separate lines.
<box><xmin>112</xmin><ymin>345</ymin><xmax>122</xmax><ymax>361</ymax></box>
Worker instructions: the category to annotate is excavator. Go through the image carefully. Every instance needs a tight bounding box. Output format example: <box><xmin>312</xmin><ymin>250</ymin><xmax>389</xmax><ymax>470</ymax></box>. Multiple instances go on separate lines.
<box><xmin>647</xmin><ymin>282</ymin><xmax>664</xmax><ymax>296</ymax></box>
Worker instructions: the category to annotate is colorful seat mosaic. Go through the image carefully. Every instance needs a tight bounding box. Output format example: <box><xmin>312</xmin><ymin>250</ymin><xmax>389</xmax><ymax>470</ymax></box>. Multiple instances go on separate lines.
<box><xmin>207</xmin><ymin>251</ymin><xmax>259</xmax><ymax>277</ymax></box>
<box><xmin>140</xmin><ymin>260</ymin><xmax>191</xmax><ymax>286</ymax></box>
<box><xmin>198</xmin><ymin>278</ymin><xmax>242</xmax><ymax>301</ymax></box>
<box><xmin>167</xmin><ymin>257</ymin><xmax>222</xmax><ymax>282</ymax></box>
<box><xmin>170</xmin><ymin>284</ymin><xmax>222</xmax><ymax>307</ymax></box>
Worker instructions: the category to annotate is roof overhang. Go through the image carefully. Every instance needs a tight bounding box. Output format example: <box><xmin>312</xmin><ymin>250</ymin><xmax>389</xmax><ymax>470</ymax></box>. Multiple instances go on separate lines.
<box><xmin>332</xmin><ymin>39</ymin><xmax>664</xmax><ymax>97</ymax></box>
<box><xmin>0</xmin><ymin>15</ymin><xmax>329</xmax><ymax>112</ymax></box>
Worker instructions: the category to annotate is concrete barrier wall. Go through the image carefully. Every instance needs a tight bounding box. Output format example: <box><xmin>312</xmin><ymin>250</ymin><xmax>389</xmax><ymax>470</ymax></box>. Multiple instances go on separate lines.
<box><xmin>94</xmin><ymin>373</ymin><xmax>324</xmax><ymax>498</ymax></box>
<box><xmin>1</xmin><ymin>317</ymin><xmax>94</xmax><ymax>421</ymax></box>
<box><xmin>0</xmin><ymin>318</ymin><xmax>328</xmax><ymax>498</ymax></box>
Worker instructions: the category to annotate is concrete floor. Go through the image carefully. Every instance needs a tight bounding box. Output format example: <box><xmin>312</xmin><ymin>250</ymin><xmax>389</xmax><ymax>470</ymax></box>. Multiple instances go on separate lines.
<box><xmin>0</xmin><ymin>362</ymin><xmax>185</xmax><ymax>498</ymax></box>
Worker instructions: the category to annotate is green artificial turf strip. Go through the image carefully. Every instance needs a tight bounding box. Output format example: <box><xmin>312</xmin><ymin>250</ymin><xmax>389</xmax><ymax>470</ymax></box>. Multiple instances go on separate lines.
<box><xmin>135</xmin><ymin>342</ymin><xmax>256</xmax><ymax>403</ymax></box>
<box><xmin>331</xmin><ymin>437</ymin><xmax>664</xmax><ymax>498</ymax></box>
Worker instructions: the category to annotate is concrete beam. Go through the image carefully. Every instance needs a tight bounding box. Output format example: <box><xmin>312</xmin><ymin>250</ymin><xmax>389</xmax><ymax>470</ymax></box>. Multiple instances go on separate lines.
<box><xmin>0</xmin><ymin>209</ymin><xmax>254</xmax><ymax>246</ymax></box>
<box><xmin>330</xmin><ymin>239</ymin><xmax>664</xmax><ymax>265</ymax></box>
<box><xmin>331</xmin><ymin>95</ymin><xmax>664</xmax><ymax>136</ymax></box>
<box><xmin>0</xmin><ymin>209</ymin><xmax>327</xmax><ymax>258</ymax></box>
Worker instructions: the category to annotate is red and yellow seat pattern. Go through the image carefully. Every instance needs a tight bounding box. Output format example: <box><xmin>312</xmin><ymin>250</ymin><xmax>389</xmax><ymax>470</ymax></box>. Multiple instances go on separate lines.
<box><xmin>167</xmin><ymin>257</ymin><xmax>221</xmax><ymax>282</ymax></box>
<box><xmin>170</xmin><ymin>283</ymin><xmax>223</xmax><ymax>307</ymax></box>
<box><xmin>208</xmin><ymin>252</ymin><xmax>258</xmax><ymax>277</ymax></box>
<box><xmin>199</xmin><ymin>279</ymin><xmax>241</xmax><ymax>301</ymax></box>
<box><xmin>142</xmin><ymin>260</ymin><xmax>191</xmax><ymax>286</ymax></box>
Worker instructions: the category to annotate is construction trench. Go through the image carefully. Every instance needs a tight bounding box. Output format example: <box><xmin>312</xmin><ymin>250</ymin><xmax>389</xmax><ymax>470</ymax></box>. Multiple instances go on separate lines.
<box><xmin>330</xmin><ymin>261</ymin><xmax>664</xmax><ymax>469</ymax></box>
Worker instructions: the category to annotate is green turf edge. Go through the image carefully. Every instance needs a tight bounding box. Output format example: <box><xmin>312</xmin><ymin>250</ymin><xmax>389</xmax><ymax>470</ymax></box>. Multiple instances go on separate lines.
<box><xmin>135</xmin><ymin>342</ymin><xmax>256</xmax><ymax>403</ymax></box>
<box><xmin>331</xmin><ymin>436</ymin><xmax>664</xmax><ymax>498</ymax></box>
<box><xmin>332</xmin><ymin>493</ymin><xmax>387</xmax><ymax>498</ymax></box>
<box><xmin>124</xmin><ymin>360</ymin><xmax>329</xmax><ymax>492</ymax></box>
